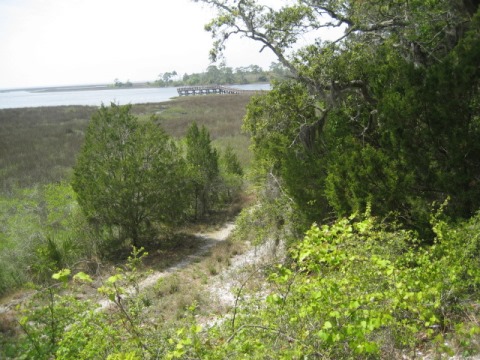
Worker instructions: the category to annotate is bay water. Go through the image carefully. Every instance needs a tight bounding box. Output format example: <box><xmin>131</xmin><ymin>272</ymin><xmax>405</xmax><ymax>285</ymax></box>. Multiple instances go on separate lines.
<box><xmin>0</xmin><ymin>84</ymin><xmax>270</xmax><ymax>109</ymax></box>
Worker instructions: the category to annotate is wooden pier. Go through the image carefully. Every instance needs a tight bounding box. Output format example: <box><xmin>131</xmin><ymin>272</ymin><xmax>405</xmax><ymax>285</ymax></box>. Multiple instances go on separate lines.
<box><xmin>177</xmin><ymin>85</ymin><xmax>263</xmax><ymax>96</ymax></box>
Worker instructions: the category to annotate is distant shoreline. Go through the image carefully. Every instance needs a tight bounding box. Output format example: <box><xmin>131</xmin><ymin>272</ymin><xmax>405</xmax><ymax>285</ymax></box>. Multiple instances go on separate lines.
<box><xmin>0</xmin><ymin>81</ymin><xmax>270</xmax><ymax>94</ymax></box>
<box><xmin>0</xmin><ymin>82</ymin><xmax>152</xmax><ymax>93</ymax></box>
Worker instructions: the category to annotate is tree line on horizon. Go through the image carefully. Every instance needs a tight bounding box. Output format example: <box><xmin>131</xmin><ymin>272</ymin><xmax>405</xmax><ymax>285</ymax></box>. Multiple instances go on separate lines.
<box><xmin>153</xmin><ymin>62</ymin><xmax>289</xmax><ymax>87</ymax></box>
<box><xmin>112</xmin><ymin>63</ymin><xmax>289</xmax><ymax>88</ymax></box>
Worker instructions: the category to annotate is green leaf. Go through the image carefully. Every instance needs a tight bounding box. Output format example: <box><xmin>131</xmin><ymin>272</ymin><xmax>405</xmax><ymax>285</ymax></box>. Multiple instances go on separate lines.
<box><xmin>52</xmin><ymin>268</ymin><xmax>71</xmax><ymax>282</ymax></box>
<box><xmin>19</xmin><ymin>316</ymin><xmax>28</xmax><ymax>326</ymax></box>
<box><xmin>323</xmin><ymin>321</ymin><xmax>333</xmax><ymax>329</ymax></box>
<box><xmin>329</xmin><ymin>310</ymin><xmax>341</xmax><ymax>319</ymax></box>
<box><xmin>73</xmin><ymin>271</ymin><xmax>93</xmax><ymax>283</ymax></box>
<box><xmin>192</xmin><ymin>324</ymin><xmax>202</xmax><ymax>334</ymax></box>
<box><xmin>317</xmin><ymin>330</ymin><xmax>330</xmax><ymax>342</ymax></box>
<box><xmin>106</xmin><ymin>274</ymin><xmax>123</xmax><ymax>284</ymax></box>
<box><xmin>266</xmin><ymin>293</ymin><xmax>282</xmax><ymax>305</ymax></box>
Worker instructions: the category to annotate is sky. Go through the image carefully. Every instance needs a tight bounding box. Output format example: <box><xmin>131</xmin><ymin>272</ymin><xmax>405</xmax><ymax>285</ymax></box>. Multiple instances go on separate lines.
<box><xmin>0</xmin><ymin>0</ymin><xmax>281</xmax><ymax>89</ymax></box>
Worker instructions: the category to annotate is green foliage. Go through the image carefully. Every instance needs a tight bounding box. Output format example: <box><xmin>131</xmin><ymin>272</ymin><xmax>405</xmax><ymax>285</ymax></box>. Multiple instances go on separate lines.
<box><xmin>5</xmin><ymin>210</ymin><xmax>480</xmax><ymax>359</ymax></box>
<box><xmin>234</xmin><ymin>190</ymin><xmax>303</xmax><ymax>250</ymax></box>
<box><xmin>219</xmin><ymin>144</ymin><xmax>244</xmax><ymax>203</ymax></box>
<box><xmin>0</xmin><ymin>182</ymin><xmax>92</xmax><ymax>295</ymax></box>
<box><xmin>243</xmin><ymin>80</ymin><xmax>331</xmax><ymax>222</ymax></box>
<box><xmin>165</xmin><ymin>212</ymin><xmax>480</xmax><ymax>358</ymax></box>
<box><xmin>72</xmin><ymin>103</ymin><xmax>188</xmax><ymax>249</ymax></box>
<box><xmin>5</xmin><ymin>249</ymin><xmax>160</xmax><ymax>359</ymax></box>
<box><xmin>205</xmin><ymin>0</ymin><xmax>480</xmax><ymax>236</ymax></box>
<box><xmin>221</xmin><ymin>144</ymin><xmax>243</xmax><ymax>177</ymax></box>
<box><xmin>185</xmin><ymin>122</ymin><xmax>220</xmax><ymax>219</ymax></box>
<box><xmin>14</xmin><ymin>275</ymin><xmax>91</xmax><ymax>359</ymax></box>
<box><xmin>0</xmin><ymin>187</ymin><xmax>43</xmax><ymax>293</ymax></box>
<box><xmin>324</xmin><ymin>139</ymin><xmax>414</xmax><ymax>219</ymax></box>
<box><xmin>107</xmin><ymin>353</ymin><xmax>141</xmax><ymax>360</ymax></box>
<box><xmin>177</xmin><ymin>64</ymin><xmax>275</xmax><ymax>86</ymax></box>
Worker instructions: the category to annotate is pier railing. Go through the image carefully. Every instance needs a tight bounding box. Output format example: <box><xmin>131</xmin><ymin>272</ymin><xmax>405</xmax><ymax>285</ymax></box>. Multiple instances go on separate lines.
<box><xmin>177</xmin><ymin>85</ymin><xmax>264</xmax><ymax>96</ymax></box>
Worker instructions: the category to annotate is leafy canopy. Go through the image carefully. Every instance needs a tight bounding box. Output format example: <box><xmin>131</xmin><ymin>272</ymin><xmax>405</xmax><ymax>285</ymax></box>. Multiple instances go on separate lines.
<box><xmin>198</xmin><ymin>0</ymin><xmax>480</xmax><ymax>232</ymax></box>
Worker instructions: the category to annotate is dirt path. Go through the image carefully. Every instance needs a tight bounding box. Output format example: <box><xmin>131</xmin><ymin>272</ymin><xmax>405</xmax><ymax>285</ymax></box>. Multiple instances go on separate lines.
<box><xmin>140</xmin><ymin>223</ymin><xmax>236</xmax><ymax>290</ymax></box>
<box><xmin>1</xmin><ymin>220</ymin><xmax>282</xmax><ymax>331</ymax></box>
<box><xmin>151</xmin><ymin>224</ymin><xmax>233</xmax><ymax>281</ymax></box>
<box><xmin>0</xmin><ymin>223</ymin><xmax>237</xmax><ymax>315</ymax></box>
<box><xmin>98</xmin><ymin>222</ymin><xmax>236</xmax><ymax>310</ymax></box>
<box><xmin>207</xmin><ymin>237</ymin><xmax>285</xmax><ymax>310</ymax></box>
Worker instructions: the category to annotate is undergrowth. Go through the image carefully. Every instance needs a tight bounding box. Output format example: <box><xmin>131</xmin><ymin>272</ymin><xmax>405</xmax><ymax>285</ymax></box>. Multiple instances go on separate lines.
<box><xmin>167</xmin><ymin>208</ymin><xmax>480</xmax><ymax>359</ymax></box>
<box><xmin>3</xmin><ymin>206</ymin><xmax>480</xmax><ymax>359</ymax></box>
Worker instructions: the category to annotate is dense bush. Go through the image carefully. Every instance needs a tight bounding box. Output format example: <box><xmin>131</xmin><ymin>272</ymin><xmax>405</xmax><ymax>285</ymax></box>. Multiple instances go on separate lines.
<box><xmin>185</xmin><ymin>122</ymin><xmax>220</xmax><ymax>219</ymax></box>
<box><xmin>203</xmin><ymin>0</ymin><xmax>480</xmax><ymax>237</ymax></box>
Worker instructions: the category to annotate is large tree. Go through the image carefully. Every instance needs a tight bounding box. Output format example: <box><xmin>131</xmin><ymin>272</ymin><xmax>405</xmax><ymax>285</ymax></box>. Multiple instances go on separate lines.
<box><xmin>196</xmin><ymin>0</ymin><xmax>480</xmax><ymax>233</ymax></box>
<box><xmin>72</xmin><ymin>104</ymin><xmax>188</xmax><ymax>248</ymax></box>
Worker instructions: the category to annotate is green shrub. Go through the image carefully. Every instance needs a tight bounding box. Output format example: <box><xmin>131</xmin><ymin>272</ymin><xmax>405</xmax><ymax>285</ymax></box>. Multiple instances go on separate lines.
<box><xmin>0</xmin><ymin>182</ymin><xmax>94</xmax><ymax>295</ymax></box>
<box><xmin>72</xmin><ymin>104</ymin><xmax>189</xmax><ymax>249</ymax></box>
<box><xmin>167</xmin><ymin>211</ymin><xmax>480</xmax><ymax>358</ymax></box>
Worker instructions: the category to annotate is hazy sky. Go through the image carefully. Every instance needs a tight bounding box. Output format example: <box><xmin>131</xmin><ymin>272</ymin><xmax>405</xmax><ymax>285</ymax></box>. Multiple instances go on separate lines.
<box><xmin>0</xmin><ymin>0</ymin><xmax>279</xmax><ymax>89</ymax></box>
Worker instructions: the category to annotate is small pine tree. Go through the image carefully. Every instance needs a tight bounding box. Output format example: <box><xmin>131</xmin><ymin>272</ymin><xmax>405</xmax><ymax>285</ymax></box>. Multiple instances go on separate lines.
<box><xmin>185</xmin><ymin>122</ymin><xmax>219</xmax><ymax>219</ymax></box>
<box><xmin>222</xmin><ymin>145</ymin><xmax>243</xmax><ymax>176</ymax></box>
<box><xmin>220</xmin><ymin>145</ymin><xmax>244</xmax><ymax>202</ymax></box>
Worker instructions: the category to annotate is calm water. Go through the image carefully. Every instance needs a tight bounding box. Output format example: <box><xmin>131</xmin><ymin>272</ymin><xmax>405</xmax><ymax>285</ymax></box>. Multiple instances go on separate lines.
<box><xmin>0</xmin><ymin>84</ymin><xmax>271</xmax><ymax>109</ymax></box>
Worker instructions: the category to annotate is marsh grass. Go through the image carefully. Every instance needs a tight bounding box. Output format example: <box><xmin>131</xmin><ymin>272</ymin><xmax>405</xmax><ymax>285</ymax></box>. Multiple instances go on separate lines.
<box><xmin>136</xmin><ymin>94</ymin><xmax>251</xmax><ymax>138</ymax></box>
<box><xmin>140</xmin><ymin>94</ymin><xmax>253</xmax><ymax>166</ymax></box>
<box><xmin>1</xmin><ymin>94</ymin><xmax>254</xmax><ymax>193</ymax></box>
<box><xmin>0</xmin><ymin>106</ymin><xmax>95</xmax><ymax>192</ymax></box>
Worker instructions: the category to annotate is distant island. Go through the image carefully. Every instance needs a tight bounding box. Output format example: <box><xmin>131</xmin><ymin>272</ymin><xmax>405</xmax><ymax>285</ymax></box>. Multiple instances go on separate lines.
<box><xmin>0</xmin><ymin>63</ymin><xmax>289</xmax><ymax>93</ymax></box>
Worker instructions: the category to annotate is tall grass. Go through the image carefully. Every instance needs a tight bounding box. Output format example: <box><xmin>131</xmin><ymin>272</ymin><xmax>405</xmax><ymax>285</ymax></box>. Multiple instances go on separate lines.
<box><xmin>0</xmin><ymin>106</ymin><xmax>95</xmax><ymax>192</ymax></box>
<box><xmin>147</xmin><ymin>94</ymin><xmax>253</xmax><ymax>167</ymax></box>
<box><xmin>0</xmin><ymin>95</ymin><xmax>253</xmax><ymax>193</ymax></box>
<box><xmin>147</xmin><ymin>94</ymin><xmax>251</xmax><ymax>138</ymax></box>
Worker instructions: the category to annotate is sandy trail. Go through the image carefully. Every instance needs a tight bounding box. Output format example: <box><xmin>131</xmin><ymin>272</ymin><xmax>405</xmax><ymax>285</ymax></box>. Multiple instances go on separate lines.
<box><xmin>0</xmin><ymin>223</ymin><xmax>236</xmax><ymax>315</ymax></box>
<box><xmin>207</xmin><ymin>237</ymin><xmax>285</xmax><ymax>309</ymax></box>
<box><xmin>98</xmin><ymin>222</ymin><xmax>236</xmax><ymax>310</ymax></box>
<box><xmin>137</xmin><ymin>223</ymin><xmax>235</xmax><ymax>291</ymax></box>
